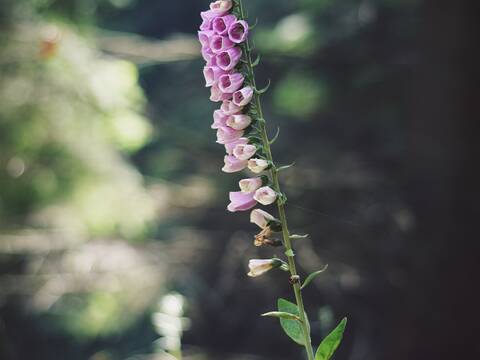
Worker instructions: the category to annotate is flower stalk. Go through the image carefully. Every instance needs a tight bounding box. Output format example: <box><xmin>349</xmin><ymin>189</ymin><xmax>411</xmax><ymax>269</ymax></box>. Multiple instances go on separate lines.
<box><xmin>235</xmin><ymin>2</ymin><xmax>314</xmax><ymax>358</ymax></box>
<box><xmin>198</xmin><ymin>1</ymin><xmax>346</xmax><ymax>359</ymax></box>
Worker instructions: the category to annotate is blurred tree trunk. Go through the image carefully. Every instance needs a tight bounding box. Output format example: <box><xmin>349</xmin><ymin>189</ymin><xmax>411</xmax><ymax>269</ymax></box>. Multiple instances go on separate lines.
<box><xmin>406</xmin><ymin>0</ymin><xmax>479</xmax><ymax>359</ymax></box>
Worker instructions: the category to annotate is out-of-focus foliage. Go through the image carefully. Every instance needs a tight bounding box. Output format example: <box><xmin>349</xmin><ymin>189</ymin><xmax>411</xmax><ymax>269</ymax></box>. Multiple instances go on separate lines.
<box><xmin>0</xmin><ymin>4</ymin><xmax>155</xmax><ymax>239</ymax></box>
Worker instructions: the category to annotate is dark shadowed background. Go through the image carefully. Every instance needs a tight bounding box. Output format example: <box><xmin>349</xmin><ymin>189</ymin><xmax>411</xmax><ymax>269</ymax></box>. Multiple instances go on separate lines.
<box><xmin>1</xmin><ymin>0</ymin><xmax>479</xmax><ymax>359</ymax></box>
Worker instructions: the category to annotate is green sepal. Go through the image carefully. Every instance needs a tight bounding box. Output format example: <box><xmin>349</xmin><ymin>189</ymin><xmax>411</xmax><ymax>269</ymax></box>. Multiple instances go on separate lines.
<box><xmin>277</xmin><ymin>192</ymin><xmax>288</xmax><ymax>205</ymax></box>
<box><xmin>300</xmin><ymin>265</ymin><xmax>329</xmax><ymax>290</ymax></box>
<box><xmin>315</xmin><ymin>318</ymin><xmax>347</xmax><ymax>360</ymax></box>
<box><xmin>277</xmin><ymin>298</ymin><xmax>306</xmax><ymax>346</ymax></box>
<box><xmin>261</xmin><ymin>311</ymin><xmax>301</xmax><ymax>321</ymax></box>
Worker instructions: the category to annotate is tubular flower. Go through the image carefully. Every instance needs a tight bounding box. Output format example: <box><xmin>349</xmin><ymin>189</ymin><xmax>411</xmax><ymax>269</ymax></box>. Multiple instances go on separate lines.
<box><xmin>233</xmin><ymin>143</ymin><xmax>257</xmax><ymax>160</ymax></box>
<box><xmin>211</xmin><ymin>109</ymin><xmax>229</xmax><ymax>129</ymax></box>
<box><xmin>221</xmin><ymin>100</ymin><xmax>243</xmax><ymax>115</ymax></box>
<box><xmin>228</xmin><ymin>20</ymin><xmax>249</xmax><ymax>43</ymax></box>
<box><xmin>250</xmin><ymin>209</ymin><xmax>282</xmax><ymax>247</ymax></box>
<box><xmin>239</xmin><ymin>177</ymin><xmax>263</xmax><ymax>193</ymax></box>
<box><xmin>210</xmin><ymin>0</ymin><xmax>233</xmax><ymax>14</ymax></box>
<box><xmin>204</xmin><ymin>66</ymin><xmax>225</xmax><ymax>87</ymax></box>
<box><xmin>248</xmin><ymin>158</ymin><xmax>269</xmax><ymax>173</ymax></box>
<box><xmin>233</xmin><ymin>86</ymin><xmax>254</xmax><ymax>106</ymax></box>
<box><xmin>216</xmin><ymin>47</ymin><xmax>242</xmax><ymax>71</ymax></box>
<box><xmin>225</xmin><ymin>137</ymin><xmax>248</xmax><ymax>155</ymax></box>
<box><xmin>210</xmin><ymin>34</ymin><xmax>235</xmax><ymax>53</ymax></box>
<box><xmin>198</xmin><ymin>30</ymin><xmax>214</xmax><ymax>48</ymax></box>
<box><xmin>210</xmin><ymin>83</ymin><xmax>232</xmax><ymax>102</ymax></box>
<box><xmin>216</xmin><ymin>126</ymin><xmax>243</xmax><ymax>144</ymax></box>
<box><xmin>227</xmin><ymin>191</ymin><xmax>257</xmax><ymax>212</ymax></box>
<box><xmin>218</xmin><ymin>73</ymin><xmax>245</xmax><ymax>93</ymax></box>
<box><xmin>212</xmin><ymin>15</ymin><xmax>237</xmax><ymax>35</ymax></box>
<box><xmin>254</xmin><ymin>186</ymin><xmax>277</xmax><ymax>205</ymax></box>
<box><xmin>222</xmin><ymin>155</ymin><xmax>248</xmax><ymax>173</ymax></box>
<box><xmin>226</xmin><ymin>114</ymin><xmax>251</xmax><ymax>130</ymax></box>
<box><xmin>247</xmin><ymin>258</ymin><xmax>285</xmax><ymax>277</ymax></box>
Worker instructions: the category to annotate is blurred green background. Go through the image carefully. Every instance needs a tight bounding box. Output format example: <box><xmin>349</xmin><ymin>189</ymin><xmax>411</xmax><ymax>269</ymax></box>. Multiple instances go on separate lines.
<box><xmin>1</xmin><ymin>0</ymin><xmax>478</xmax><ymax>359</ymax></box>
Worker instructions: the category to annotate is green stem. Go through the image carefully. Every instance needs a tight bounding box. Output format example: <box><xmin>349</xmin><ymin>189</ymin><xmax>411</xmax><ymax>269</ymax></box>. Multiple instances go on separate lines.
<box><xmin>236</xmin><ymin>1</ymin><xmax>315</xmax><ymax>359</ymax></box>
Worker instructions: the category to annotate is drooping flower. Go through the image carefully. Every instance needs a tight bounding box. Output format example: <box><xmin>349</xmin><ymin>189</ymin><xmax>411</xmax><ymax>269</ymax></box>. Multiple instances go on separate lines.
<box><xmin>228</xmin><ymin>20</ymin><xmax>249</xmax><ymax>44</ymax></box>
<box><xmin>221</xmin><ymin>100</ymin><xmax>243</xmax><ymax>115</ymax></box>
<box><xmin>203</xmin><ymin>66</ymin><xmax>225</xmax><ymax>87</ymax></box>
<box><xmin>216</xmin><ymin>126</ymin><xmax>243</xmax><ymax>144</ymax></box>
<box><xmin>239</xmin><ymin>177</ymin><xmax>263</xmax><ymax>193</ymax></box>
<box><xmin>210</xmin><ymin>0</ymin><xmax>233</xmax><ymax>14</ymax></box>
<box><xmin>222</xmin><ymin>155</ymin><xmax>248</xmax><ymax>173</ymax></box>
<box><xmin>201</xmin><ymin>46</ymin><xmax>217</xmax><ymax>66</ymax></box>
<box><xmin>216</xmin><ymin>47</ymin><xmax>242</xmax><ymax>71</ymax></box>
<box><xmin>227</xmin><ymin>191</ymin><xmax>257</xmax><ymax>212</ymax></box>
<box><xmin>218</xmin><ymin>73</ymin><xmax>244</xmax><ymax>93</ymax></box>
<box><xmin>250</xmin><ymin>208</ymin><xmax>282</xmax><ymax>247</ymax></box>
<box><xmin>226</xmin><ymin>114</ymin><xmax>251</xmax><ymax>130</ymax></box>
<box><xmin>198</xmin><ymin>30</ymin><xmax>214</xmax><ymax>48</ymax></box>
<box><xmin>200</xmin><ymin>10</ymin><xmax>217</xmax><ymax>31</ymax></box>
<box><xmin>210</xmin><ymin>34</ymin><xmax>235</xmax><ymax>53</ymax></box>
<box><xmin>233</xmin><ymin>143</ymin><xmax>257</xmax><ymax>160</ymax></box>
<box><xmin>233</xmin><ymin>86</ymin><xmax>254</xmax><ymax>106</ymax></box>
<box><xmin>212</xmin><ymin>14</ymin><xmax>237</xmax><ymax>35</ymax></box>
<box><xmin>210</xmin><ymin>83</ymin><xmax>232</xmax><ymax>102</ymax></box>
<box><xmin>211</xmin><ymin>109</ymin><xmax>229</xmax><ymax>129</ymax></box>
<box><xmin>247</xmin><ymin>258</ymin><xmax>285</xmax><ymax>277</ymax></box>
<box><xmin>224</xmin><ymin>137</ymin><xmax>248</xmax><ymax>155</ymax></box>
<box><xmin>248</xmin><ymin>158</ymin><xmax>269</xmax><ymax>173</ymax></box>
<box><xmin>254</xmin><ymin>186</ymin><xmax>277</xmax><ymax>205</ymax></box>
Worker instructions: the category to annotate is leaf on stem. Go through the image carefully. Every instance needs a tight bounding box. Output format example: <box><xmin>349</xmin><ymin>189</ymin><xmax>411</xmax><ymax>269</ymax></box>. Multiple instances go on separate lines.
<box><xmin>300</xmin><ymin>265</ymin><xmax>329</xmax><ymax>290</ymax></box>
<box><xmin>269</xmin><ymin>127</ymin><xmax>280</xmax><ymax>145</ymax></box>
<box><xmin>315</xmin><ymin>318</ymin><xmax>347</xmax><ymax>360</ymax></box>
<box><xmin>252</xmin><ymin>54</ymin><xmax>261</xmax><ymax>67</ymax></box>
<box><xmin>276</xmin><ymin>162</ymin><xmax>295</xmax><ymax>172</ymax></box>
<box><xmin>261</xmin><ymin>311</ymin><xmax>301</xmax><ymax>321</ymax></box>
<box><xmin>256</xmin><ymin>79</ymin><xmax>271</xmax><ymax>94</ymax></box>
<box><xmin>290</xmin><ymin>234</ymin><xmax>309</xmax><ymax>240</ymax></box>
<box><xmin>285</xmin><ymin>249</ymin><xmax>295</xmax><ymax>257</ymax></box>
<box><xmin>277</xmin><ymin>298</ymin><xmax>306</xmax><ymax>346</ymax></box>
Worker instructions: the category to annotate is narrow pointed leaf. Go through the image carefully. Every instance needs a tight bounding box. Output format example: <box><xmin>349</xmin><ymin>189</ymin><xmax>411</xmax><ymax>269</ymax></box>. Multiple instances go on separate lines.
<box><xmin>276</xmin><ymin>162</ymin><xmax>295</xmax><ymax>172</ymax></box>
<box><xmin>315</xmin><ymin>318</ymin><xmax>347</xmax><ymax>360</ymax></box>
<box><xmin>256</xmin><ymin>79</ymin><xmax>271</xmax><ymax>94</ymax></box>
<box><xmin>252</xmin><ymin>54</ymin><xmax>261</xmax><ymax>67</ymax></box>
<box><xmin>284</xmin><ymin>249</ymin><xmax>295</xmax><ymax>257</ymax></box>
<box><xmin>261</xmin><ymin>311</ymin><xmax>301</xmax><ymax>321</ymax></box>
<box><xmin>269</xmin><ymin>127</ymin><xmax>280</xmax><ymax>145</ymax></box>
<box><xmin>290</xmin><ymin>234</ymin><xmax>309</xmax><ymax>240</ymax></box>
<box><xmin>277</xmin><ymin>298</ymin><xmax>305</xmax><ymax>345</ymax></box>
<box><xmin>300</xmin><ymin>265</ymin><xmax>329</xmax><ymax>290</ymax></box>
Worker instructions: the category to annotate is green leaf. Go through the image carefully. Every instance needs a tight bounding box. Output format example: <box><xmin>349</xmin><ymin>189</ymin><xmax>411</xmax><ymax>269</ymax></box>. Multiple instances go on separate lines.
<box><xmin>290</xmin><ymin>233</ymin><xmax>309</xmax><ymax>240</ymax></box>
<box><xmin>284</xmin><ymin>249</ymin><xmax>295</xmax><ymax>257</ymax></box>
<box><xmin>278</xmin><ymin>298</ymin><xmax>305</xmax><ymax>345</ymax></box>
<box><xmin>276</xmin><ymin>162</ymin><xmax>295</xmax><ymax>172</ymax></box>
<box><xmin>301</xmin><ymin>265</ymin><xmax>329</xmax><ymax>290</ymax></box>
<box><xmin>269</xmin><ymin>127</ymin><xmax>280</xmax><ymax>145</ymax></box>
<box><xmin>315</xmin><ymin>318</ymin><xmax>347</xmax><ymax>360</ymax></box>
<box><xmin>252</xmin><ymin>54</ymin><xmax>261</xmax><ymax>67</ymax></box>
<box><xmin>256</xmin><ymin>79</ymin><xmax>271</xmax><ymax>94</ymax></box>
<box><xmin>261</xmin><ymin>311</ymin><xmax>301</xmax><ymax>321</ymax></box>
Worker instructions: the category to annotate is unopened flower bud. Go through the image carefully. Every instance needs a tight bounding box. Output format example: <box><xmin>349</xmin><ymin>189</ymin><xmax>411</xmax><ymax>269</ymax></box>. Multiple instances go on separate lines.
<box><xmin>210</xmin><ymin>0</ymin><xmax>233</xmax><ymax>14</ymax></box>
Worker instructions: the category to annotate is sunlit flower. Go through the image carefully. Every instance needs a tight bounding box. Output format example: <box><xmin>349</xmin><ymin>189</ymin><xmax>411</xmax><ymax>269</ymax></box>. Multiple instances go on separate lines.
<box><xmin>212</xmin><ymin>14</ymin><xmax>237</xmax><ymax>35</ymax></box>
<box><xmin>222</xmin><ymin>155</ymin><xmax>248</xmax><ymax>173</ymax></box>
<box><xmin>216</xmin><ymin>126</ymin><xmax>243</xmax><ymax>144</ymax></box>
<box><xmin>224</xmin><ymin>137</ymin><xmax>248</xmax><ymax>155</ymax></box>
<box><xmin>227</xmin><ymin>191</ymin><xmax>257</xmax><ymax>212</ymax></box>
<box><xmin>221</xmin><ymin>100</ymin><xmax>243</xmax><ymax>115</ymax></box>
<box><xmin>210</xmin><ymin>34</ymin><xmax>235</xmax><ymax>53</ymax></box>
<box><xmin>226</xmin><ymin>114</ymin><xmax>251</xmax><ymax>130</ymax></box>
<box><xmin>232</xmin><ymin>86</ymin><xmax>254</xmax><ymax>106</ymax></box>
<box><xmin>254</xmin><ymin>186</ymin><xmax>277</xmax><ymax>205</ymax></box>
<box><xmin>247</xmin><ymin>258</ymin><xmax>285</xmax><ymax>277</ymax></box>
<box><xmin>228</xmin><ymin>20</ymin><xmax>249</xmax><ymax>43</ymax></box>
<box><xmin>233</xmin><ymin>143</ymin><xmax>257</xmax><ymax>160</ymax></box>
<box><xmin>239</xmin><ymin>177</ymin><xmax>263</xmax><ymax>193</ymax></box>
<box><xmin>218</xmin><ymin>73</ymin><xmax>244</xmax><ymax>93</ymax></box>
<box><xmin>210</xmin><ymin>0</ymin><xmax>233</xmax><ymax>14</ymax></box>
<box><xmin>248</xmin><ymin>158</ymin><xmax>269</xmax><ymax>173</ymax></box>
<box><xmin>216</xmin><ymin>47</ymin><xmax>242</xmax><ymax>71</ymax></box>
